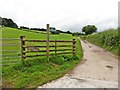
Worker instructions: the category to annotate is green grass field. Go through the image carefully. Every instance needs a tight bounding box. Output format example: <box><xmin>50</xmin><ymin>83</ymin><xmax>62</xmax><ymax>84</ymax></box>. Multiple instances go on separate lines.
<box><xmin>2</xmin><ymin>27</ymin><xmax>73</xmax><ymax>40</ymax></box>
<box><xmin>1</xmin><ymin>27</ymin><xmax>83</xmax><ymax>89</ymax></box>
<box><xmin>2</xmin><ymin>27</ymin><xmax>76</xmax><ymax>64</ymax></box>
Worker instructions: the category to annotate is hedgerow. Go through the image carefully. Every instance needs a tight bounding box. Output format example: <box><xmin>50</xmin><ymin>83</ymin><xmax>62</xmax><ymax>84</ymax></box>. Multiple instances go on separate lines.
<box><xmin>83</xmin><ymin>28</ymin><xmax>119</xmax><ymax>55</ymax></box>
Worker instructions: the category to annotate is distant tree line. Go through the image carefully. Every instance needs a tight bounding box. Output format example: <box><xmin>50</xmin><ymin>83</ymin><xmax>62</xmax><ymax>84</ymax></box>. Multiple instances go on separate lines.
<box><xmin>19</xmin><ymin>26</ymin><xmax>47</xmax><ymax>32</ymax></box>
<box><xmin>57</xmin><ymin>30</ymin><xmax>72</xmax><ymax>34</ymax></box>
<box><xmin>20</xmin><ymin>26</ymin><xmax>29</xmax><ymax>29</ymax></box>
<box><xmin>0</xmin><ymin>17</ymin><xmax>2</xmax><ymax>25</ymax></box>
<box><xmin>30</xmin><ymin>28</ymin><xmax>46</xmax><ymax>31</ymax></box>
<box><xmin>1</xmin><ymin>17</ymin><xmax>18</xmax><ymax>28</ymax></box>
<box><xmin>0</xmin><ymin>17</ymin><xmax>75</xmax><ymax>35</ymax></box>
<box><xmin>72</xmin><ymin>32</ymin><xmax>84</xmax><ymax>36</ymax></box>
<box><xmin>19</xmin><ymin>26</ymin><xmax>73</xmax><ymax>34</ymax></box>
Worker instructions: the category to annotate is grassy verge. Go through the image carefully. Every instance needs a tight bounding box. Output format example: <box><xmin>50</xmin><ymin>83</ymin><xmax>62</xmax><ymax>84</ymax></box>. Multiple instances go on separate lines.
<box><xmin>2</xmin><ymin>27</ymin><xmax>83</xmax><ymax>89</ymax></box>
<box><xmin>80</xmin><ymin>28</ymin><xmax>119</xmax><ymax>56</ymax></box>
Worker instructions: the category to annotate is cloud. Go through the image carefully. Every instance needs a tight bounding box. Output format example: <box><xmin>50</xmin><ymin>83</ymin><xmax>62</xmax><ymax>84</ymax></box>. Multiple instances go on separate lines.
<box><xmin>0</xmin><ymin>0</ymin><xmax>119</xmax><ymax>32</ymax></box>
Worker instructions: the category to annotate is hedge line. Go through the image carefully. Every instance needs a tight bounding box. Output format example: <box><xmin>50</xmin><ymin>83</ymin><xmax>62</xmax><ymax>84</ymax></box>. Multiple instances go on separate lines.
<box><xmin>81</xmin><ymin>29</ymin><xmax>119</xmax><ymax>55</ymax></box>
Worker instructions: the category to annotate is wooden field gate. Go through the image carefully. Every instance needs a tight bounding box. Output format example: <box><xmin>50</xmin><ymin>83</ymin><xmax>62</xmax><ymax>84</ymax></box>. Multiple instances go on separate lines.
<box><xmin>20</xmin><ymin>36</ymin><xmax>76</xmax><ymax>61</ymax></box>
<box><xmin>1</xmin><ymin>36</ymin><xmax>76</xmax><ymax>65</ymax></box>
<box><xmin>1</xmin><ymin>38</ymin><xmax>21</xmax><ymax>65</ymax></box>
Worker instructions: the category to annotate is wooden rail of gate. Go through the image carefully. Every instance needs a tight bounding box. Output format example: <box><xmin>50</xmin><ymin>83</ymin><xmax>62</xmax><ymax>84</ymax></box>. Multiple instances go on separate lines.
<box><xmin>20</xmin><ymin>36</ymin><xmax>76</xmax><ymax>61</ymax></box>
<box><xmin>1</xmin><ymin>38</ymin><xmax>21</xmax><ymax>65</ymax></box>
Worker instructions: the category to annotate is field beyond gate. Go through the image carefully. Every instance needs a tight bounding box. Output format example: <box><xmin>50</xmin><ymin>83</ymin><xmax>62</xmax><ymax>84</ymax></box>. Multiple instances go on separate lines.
<box><xmin>2</xmin><ymin>27</ymin><xmax>83</xmax><ymax>88</ymax></box>
<box><xmin>1</xmin><ymin>27</ymin><xmax>78</xmax><ymax>65</ymax></box>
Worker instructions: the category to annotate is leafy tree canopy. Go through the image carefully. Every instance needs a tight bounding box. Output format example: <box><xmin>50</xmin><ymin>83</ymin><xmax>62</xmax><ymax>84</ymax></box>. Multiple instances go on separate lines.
<box><xmin>82</xmin><ymin>25</ymin><xmax>97</xmax><ymax>35</ymax></box>
<box><xmin>1</xmin><ymin>17</ymin><xmax>18</xmax><ymax>28</ymax></box>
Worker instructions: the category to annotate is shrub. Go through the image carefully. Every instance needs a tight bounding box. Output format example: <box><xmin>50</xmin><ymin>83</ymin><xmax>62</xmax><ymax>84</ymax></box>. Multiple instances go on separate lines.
<box><xmin>50</xmin><ymin>56</ymin><xmax>65</xmax><ymax>65</ymax></box>
<box><xmin>50</xmin><ymin>55</ymin><xmax>79</xmax><ymax>65</ymax></box>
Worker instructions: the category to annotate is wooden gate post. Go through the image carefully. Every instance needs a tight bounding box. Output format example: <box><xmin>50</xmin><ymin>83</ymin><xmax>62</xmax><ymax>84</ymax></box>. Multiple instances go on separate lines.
<box><xmin>20</xmin><ymin>36</ymin><xmax>25</xmax><ymax>62</ymax></box>
<box><xmin>55</xmin><ymin>40</ymin><xmax>57</xmax><ymax>55</ymax></box>
<box><xmin>73</xmin><ymin>39</ymin><xmax>76</xmax><ymax>55</ymax></box>
<box><xmin>46</xmin><ymin>24</ymin><xmax>50</xmax><ymax>62</ymax></box>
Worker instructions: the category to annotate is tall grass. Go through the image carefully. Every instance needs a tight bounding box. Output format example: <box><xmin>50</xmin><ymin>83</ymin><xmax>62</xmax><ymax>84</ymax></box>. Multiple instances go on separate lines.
<box><xmin>83</xmin><ymin>28</ymin><xmax>119</xmax><ymax>55</ymax></box>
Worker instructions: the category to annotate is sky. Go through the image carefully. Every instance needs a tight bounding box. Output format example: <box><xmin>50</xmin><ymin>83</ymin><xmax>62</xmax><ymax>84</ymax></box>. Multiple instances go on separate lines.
<box><xmin>0</xmin><ymin>0</ymin><xmax>119</xmax><ymax>32</ymax></box>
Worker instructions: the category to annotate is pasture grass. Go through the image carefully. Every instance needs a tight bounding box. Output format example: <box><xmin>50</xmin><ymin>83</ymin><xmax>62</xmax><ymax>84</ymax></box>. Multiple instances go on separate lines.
<box><xmin>2</xmin><ymin>27</ymin><xmax>83</xmax><ymax>89</ymax></box>
<box><xmin>2</xmin><ymin>27</ymin><xmax>74</xmax><ymax>64</ymax></box>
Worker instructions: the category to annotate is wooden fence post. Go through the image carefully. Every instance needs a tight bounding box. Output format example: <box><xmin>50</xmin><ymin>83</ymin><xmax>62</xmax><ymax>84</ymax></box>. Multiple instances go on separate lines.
<box><xmin>55</xmin><ymin>40</ymin><xmax>57</xmax><ymax>55</ymax></box>
<box><xmin>20</xmin><ymin>36</ymin><xmax>25</xmax><ymax>62</ymax></box>
<box><xmin>73</xmin><ymin>39</ymin><xmax>76</xmax><ymax>55</ymax></box>
<box><xmin>46</xmin><ymin>24</ymin><xmax>49</xmax><ymax>62</ymax></box>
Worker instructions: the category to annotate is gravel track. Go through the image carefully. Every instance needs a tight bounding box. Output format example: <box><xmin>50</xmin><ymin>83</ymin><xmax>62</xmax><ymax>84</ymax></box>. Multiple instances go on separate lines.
<box><xmin>37</xmin><ymin>39</ymin><xmax>118</xmax><ymax>88</ymax></box>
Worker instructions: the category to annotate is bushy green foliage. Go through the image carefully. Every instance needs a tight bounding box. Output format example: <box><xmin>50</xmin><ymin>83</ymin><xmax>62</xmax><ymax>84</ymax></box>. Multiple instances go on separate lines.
<box><xmin>80</xmin><ymin>35</ymin><xmax>86</xmax><ymax>40</ymax></box>
<box><xmin>50</xmin><ymin>55</ymin><xmax>79</xmax><ymax>65</ymax></box>
<box><xmin>72</xmin><ymin>32</ymin><xmax>84</xmax><ymax>36</ymax></box>
<box><xmin>85</xmin><ymin>29</ymin><xmax>119</xmax><ymax>55</ymax></box>
<box><xmin>50</xmin><ymin>56</ymin><xmax>65</xmax><ymax>65</ymax></box>
<box><xmin>2</xmin><ymin>18</ymin><xmax>18</xmax><ymax>28</ymax></box>
<box><xmin>82</xmin><ymin>25</ymin><xmax>97</xmax><ymax>35</ymax></box>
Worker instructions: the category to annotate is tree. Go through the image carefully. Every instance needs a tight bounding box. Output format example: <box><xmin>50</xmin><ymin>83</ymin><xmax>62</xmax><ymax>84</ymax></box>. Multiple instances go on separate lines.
<box><xmin>2</xmin><ymin>18</ymin><xmax>18</xmax><ymax>28</ymax></box>
<box><xmin>20</xmin><ymin>26</ymin><xmax>29</xmax><ymax>29</ymax></box>
<box><xmin>82</xmin><ymin>25</ymin><xmax>97</xmax><ymax>35</ymax></box>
